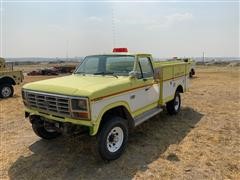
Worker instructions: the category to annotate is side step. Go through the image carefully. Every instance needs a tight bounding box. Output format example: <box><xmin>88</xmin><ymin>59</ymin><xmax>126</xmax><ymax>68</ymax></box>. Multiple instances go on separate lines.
<box><xmin>134</xmin><ymin>107</ymin><xmax>163</xmax><ymax>127</ymax></box>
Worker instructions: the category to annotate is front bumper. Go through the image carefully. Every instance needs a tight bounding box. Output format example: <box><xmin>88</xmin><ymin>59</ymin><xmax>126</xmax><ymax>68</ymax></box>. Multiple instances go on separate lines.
<box><xmin>25</xmin><ymin>108</ymin><xmax>95</xmax><ymax>135</ymax></box>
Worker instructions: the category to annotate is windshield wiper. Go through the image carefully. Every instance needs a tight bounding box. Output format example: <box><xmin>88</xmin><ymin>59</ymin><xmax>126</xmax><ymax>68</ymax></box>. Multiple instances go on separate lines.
<box><xmin>94</xmin><ymin>72</ymin><xmax>118</xmax><ymax>78</ymax></box>
<box><xmin>75</xmin><ymin>71</ymin><xmax>86</xmax><ymax>75</ymax></box>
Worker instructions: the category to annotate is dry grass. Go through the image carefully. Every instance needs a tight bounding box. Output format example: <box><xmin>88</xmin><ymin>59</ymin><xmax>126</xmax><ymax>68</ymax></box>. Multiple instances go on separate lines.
<box><xmin>0</xmin><ymin>66</ymin><xmax>239</xmax><ymax>180</ymax></box>
<box><xmin>14</xmin><ymin>63</ymin><xmax>78</xmax><ymax>73</ymax></box>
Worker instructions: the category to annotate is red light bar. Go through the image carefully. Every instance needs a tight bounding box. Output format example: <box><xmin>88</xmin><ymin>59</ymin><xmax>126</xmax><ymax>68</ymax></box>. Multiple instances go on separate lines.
<box><xmin>113</xmin><ymin>48</ymin><xmax>128</xmax><ymax>53</ymax></box>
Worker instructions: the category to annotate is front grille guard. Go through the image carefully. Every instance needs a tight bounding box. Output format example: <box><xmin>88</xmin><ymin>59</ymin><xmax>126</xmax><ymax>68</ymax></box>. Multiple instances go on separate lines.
<box><xmin>25</xmin><ymin>91</ymin><xmax>71</xmax><ymax>117</ymax></box>
<box><xmin>23</xmin><ymin>90</ymin><xmax>89</xmax><ymax>119</ymax></box>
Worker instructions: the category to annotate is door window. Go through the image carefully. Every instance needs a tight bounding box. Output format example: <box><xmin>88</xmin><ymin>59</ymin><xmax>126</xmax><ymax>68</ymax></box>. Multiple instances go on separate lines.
<box><xmin>135</xmin><ymin>62</ymin><xmax>143</xmax><ymax>79</ymax></box>
<box><xmin>138</xmin><ymin>57</ymin><xmax>153</xmax><ymax>78</ymax></box>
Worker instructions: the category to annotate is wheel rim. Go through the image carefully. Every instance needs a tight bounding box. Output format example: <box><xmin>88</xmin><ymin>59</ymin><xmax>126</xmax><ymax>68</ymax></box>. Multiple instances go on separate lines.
<box><xmin>44</xmin><ymin>123</ymin><xmax>57</xmax><ymax>133</ymax></box>
<box><xmin>106</xmin><ymin>127</ymin><xmax>124</xmax><ymax>153</ymax></box>
<box><xmin>174</xmin><ymin>95</ymin><xmax>180</xmax><ymax>111</ymax></box>
<box><xmin>2</xmin><ymin>87</ymin><xmax>11</xmax><ymax>97</ymax></box>
<box><xmin>44</xmin><ymin>127</ymin><xmax>57</xmax><ymax>133</ymax></box>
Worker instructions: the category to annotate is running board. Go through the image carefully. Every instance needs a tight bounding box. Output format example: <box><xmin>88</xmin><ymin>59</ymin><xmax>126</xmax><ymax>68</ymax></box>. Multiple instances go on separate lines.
<box><xmin>134</xmin><ymin>107</ymin><xmax>163</xmax><ymax>127</ymax></box>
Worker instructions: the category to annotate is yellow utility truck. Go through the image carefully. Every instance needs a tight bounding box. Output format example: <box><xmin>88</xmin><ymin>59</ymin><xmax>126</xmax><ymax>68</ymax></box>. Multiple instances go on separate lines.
<box><xmin>0</xmin><ymin>57</ymin><xmax>24</xmax><ymax>98</ymax></box>
<box><xmin>22</xmin><ymin>48</ymin><xmax>190</xmax><ymax>160</ymax></box>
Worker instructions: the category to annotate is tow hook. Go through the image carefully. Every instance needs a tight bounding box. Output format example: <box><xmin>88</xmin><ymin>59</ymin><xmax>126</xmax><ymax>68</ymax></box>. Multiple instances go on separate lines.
<box><xmin>25</xmin><ymin>111</ymin><xmax>30</xmax><ymax>118</ymax></box>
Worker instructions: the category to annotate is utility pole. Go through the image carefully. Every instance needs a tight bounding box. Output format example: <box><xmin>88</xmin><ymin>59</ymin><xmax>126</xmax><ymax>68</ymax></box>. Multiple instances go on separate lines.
<box><xmin>66</xmin><ymin>40</ymin><xmax>69</xmax><ymax>61</ymax></box>
<box><xmin>202</xmin><ymin>52</ymin><xmax>205</xmax><ymax>63</ymax></box>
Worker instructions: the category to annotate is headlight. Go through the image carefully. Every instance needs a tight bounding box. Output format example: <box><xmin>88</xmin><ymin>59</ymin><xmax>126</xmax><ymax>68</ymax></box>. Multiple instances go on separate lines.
<box><xmin>71</xmin><ymin>99</ymin><xmax>87</xmax><ymax>111</ymax></box>
<box><xmin>21</xmin><ymin>90</ymin><xmax>28</xmax><ymax>106</ymax></box>
<box><xmin>71</xmin><ymin>98</ymin><xmax>90</xmax><ymax>120</ymax></box>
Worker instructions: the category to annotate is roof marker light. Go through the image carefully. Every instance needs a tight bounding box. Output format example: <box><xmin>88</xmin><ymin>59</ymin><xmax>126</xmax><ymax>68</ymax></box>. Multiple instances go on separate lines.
<box><xmin>113</xmin><ymin>48</ymin><xmax>128</xmax><ymax>53</ymax></box>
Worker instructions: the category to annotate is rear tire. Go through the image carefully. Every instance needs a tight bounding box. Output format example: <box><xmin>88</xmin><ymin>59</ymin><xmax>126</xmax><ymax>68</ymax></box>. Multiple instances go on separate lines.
<box><xmin>166</xmin><ymin>91</ymin><xmax>181</xmax><ymax>115</ymax></box>
<box><xmin>32</xmin><ymin>119</ymin><xmax>61</xmax><ymax>140</ymax></box>
<box><xmin>97</xmin><ymin>116</ymin><xmax>128</xmax><ymax>161</ymax></box>
<box><xmin>189</xmin><ymin>71</ymin><xmax>193</xmax><ymax>78</ymax></box>
<box><xmin>189</xmin><ymin>69</ymin><xmax>195</xmax><ymax>78</ymax></box>
<box><xmin>0</xmin><ymin>84</ymin><xmax>14</xmax><ymax>98</ymax></box>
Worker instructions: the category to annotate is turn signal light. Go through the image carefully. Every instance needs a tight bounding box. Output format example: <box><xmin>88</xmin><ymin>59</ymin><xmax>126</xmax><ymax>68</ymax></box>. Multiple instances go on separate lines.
<box><xmin>72</xmin><ymin>112</ymin><xmax>89</xmax><ymax>119</ymax></box>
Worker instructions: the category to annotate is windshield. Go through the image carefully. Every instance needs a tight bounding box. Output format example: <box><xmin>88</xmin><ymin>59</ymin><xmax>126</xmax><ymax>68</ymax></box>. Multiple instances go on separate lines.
<box><xmin>75</xmin><ymin>55</ymin><xmax>135</xmax><ymax>76</ymax></box>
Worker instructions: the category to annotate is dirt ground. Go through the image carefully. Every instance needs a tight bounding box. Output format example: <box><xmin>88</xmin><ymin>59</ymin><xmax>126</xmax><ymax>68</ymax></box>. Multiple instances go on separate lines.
<box><xmin>0</xmin><ymin>66</ymin><xmax>239</xmax><ymax>180</ymax></box>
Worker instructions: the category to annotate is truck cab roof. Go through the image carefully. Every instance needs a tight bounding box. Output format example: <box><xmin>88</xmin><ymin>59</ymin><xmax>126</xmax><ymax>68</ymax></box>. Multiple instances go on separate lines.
<box><xmin>85</xmin><ymin>53</ymin><xmax>152</xmax><ymax>57</ymax></box>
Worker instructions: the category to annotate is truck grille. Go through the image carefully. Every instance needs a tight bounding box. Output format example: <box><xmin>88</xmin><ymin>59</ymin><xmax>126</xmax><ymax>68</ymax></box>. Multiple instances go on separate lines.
<box><xmin>25</xmin><ymin>91</ymin><xmax>71</xmax><ymax>116</ymax></box>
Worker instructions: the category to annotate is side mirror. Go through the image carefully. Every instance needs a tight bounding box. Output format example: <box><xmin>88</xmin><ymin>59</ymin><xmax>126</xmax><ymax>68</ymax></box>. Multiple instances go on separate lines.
<box><xmin>129</xmin><ymin>71</ymin><xmax>138</xmax><ymax>79</ymax></box>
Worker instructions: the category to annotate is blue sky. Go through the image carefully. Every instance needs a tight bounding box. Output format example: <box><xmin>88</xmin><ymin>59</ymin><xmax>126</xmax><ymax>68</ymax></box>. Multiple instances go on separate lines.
<box><xmin>0</xmin><ymin>1</ymin><xmax>239</xmax><ymax>58</ymax></box>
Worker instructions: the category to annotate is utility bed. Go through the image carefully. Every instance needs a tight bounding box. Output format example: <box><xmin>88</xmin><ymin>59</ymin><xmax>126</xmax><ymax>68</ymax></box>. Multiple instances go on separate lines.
<box><xmin>153</xmin><ymin>61</ymin><xmax>190</xmax><ymax>105</ymax></box>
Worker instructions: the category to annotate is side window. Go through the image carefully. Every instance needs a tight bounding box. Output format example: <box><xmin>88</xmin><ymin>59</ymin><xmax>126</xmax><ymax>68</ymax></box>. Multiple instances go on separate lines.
<box><xmin>138</xmin><ymin>57</ymin><xmax>153</xmax><ymax>78</ymax></box>
<box><xmin>135</xmin><ymin>62</ymin><xmax>143</xmax><ymax>79</ymax></box>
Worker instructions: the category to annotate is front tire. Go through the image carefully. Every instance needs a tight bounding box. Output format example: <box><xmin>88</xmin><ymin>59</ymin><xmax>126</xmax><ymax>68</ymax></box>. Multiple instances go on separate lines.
<box><xmin>97</xmin><ymin>116</ymin><xmax>128</xmax><ymax>161</ymax></box>
<box><xmin>166</xmin><ymin>91</ymin><xmax>181</xmax><ymax>115</ymax></box>
<box><xmin>32</xmin><ymin>119</ymin><xmax>61</xmax><ymax>140</ymax></box>
<box><xmin>0</xmin><ymin>84</ymin><xmax>14</xmax><ymax>98</ymax></box>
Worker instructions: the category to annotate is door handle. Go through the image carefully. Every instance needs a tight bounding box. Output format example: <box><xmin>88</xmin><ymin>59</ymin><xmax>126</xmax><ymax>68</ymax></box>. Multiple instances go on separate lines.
<box><xmin>145</xmin><ymin>87</ymin><xmax>150</xmax><ymax>91</ymax></box>
<box><xmin>130</xmin><ymin>95</ymin><xmax>135</xmax><ymax>99</ymax></box>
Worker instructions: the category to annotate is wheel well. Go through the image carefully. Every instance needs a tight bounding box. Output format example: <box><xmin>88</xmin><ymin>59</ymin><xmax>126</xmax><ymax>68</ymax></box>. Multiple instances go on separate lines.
<box><xmin>100</xmin><ymin>106</ymin><xmax>134</xmax><ymax>130</ymax></box>
<box><xmin>0</xmin><ymin>76</ymin><xmax>16</xmax><ymax>85</ymax></box>
<box><xmin>176</xmin><ymin>85</ymin><xmax>183</xmax><ymax>93</ymax></box>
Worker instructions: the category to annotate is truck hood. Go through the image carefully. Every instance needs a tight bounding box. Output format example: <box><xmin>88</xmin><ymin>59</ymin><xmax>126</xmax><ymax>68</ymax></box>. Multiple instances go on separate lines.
<box><xmin>23</xmin><ymin>74</ymin><xmax>131</xmax><ymax>99</ymax></box>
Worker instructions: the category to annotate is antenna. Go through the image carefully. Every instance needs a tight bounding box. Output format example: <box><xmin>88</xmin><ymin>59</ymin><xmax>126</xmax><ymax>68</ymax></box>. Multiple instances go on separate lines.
<box><xmin>111</xmin><ymin>6</ymin><xmax>116</xmax><ymax>48</ymax></box>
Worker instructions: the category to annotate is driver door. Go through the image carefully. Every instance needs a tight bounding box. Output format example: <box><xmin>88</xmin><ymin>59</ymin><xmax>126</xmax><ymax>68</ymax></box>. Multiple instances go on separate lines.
<box><xmin>129</xmin><ymin>55</ymin><xmax>160</xmax><ymax>115</ymax></box>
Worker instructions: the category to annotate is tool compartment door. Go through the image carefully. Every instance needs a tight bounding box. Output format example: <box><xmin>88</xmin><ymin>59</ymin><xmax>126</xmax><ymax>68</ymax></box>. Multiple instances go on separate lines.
<box><xmin>160</xmin><ymin>63</ymin><xmax>188</xmax><ymax>104</ymax></box>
